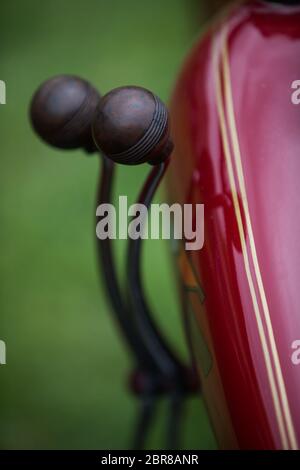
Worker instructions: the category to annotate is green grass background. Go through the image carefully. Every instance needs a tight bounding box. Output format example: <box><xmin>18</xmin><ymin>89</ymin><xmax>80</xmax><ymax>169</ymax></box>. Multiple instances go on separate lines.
<box><xmin>0</xmin><ymin>0</ymin><xmax>216</xmax><ymax>449</ymax></box>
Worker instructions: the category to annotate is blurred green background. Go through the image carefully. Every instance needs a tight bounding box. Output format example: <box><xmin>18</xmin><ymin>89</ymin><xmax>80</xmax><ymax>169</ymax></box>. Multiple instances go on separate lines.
<box><xmin>0</xmin><ymin>0</ymin><xmax>216</xmax><ymax>449</ymax></box>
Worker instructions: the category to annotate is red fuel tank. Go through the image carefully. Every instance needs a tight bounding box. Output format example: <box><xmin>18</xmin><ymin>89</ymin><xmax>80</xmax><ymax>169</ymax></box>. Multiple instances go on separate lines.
<box><xmin>168</xmin><ymin>0</ymin><xmax>300</xmax><ymax>450</ymax></box>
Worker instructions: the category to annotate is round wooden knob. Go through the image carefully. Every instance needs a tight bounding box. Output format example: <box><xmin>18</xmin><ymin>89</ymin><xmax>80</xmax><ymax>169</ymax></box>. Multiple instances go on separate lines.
<box><xmin>30</xmin><ymin>75</ymin><xmax>101</xmax><ymax>153</ymax></box>
<box><xmin>92</xmin><ymin>86</ymin><xmax>173</xmax><ymax>165</ymax></box>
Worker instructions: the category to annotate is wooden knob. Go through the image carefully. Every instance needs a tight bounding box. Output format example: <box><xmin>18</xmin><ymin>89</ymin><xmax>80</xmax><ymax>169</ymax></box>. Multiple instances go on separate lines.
<box><xmin>30</xmin><ymin>75</ymin><xmax>100</xmax><ymax>153</ymax></box>
<box><xmin>92</xmin><ymin>86</ymin><xmax>173</xmax><ymax>165</ymax></box>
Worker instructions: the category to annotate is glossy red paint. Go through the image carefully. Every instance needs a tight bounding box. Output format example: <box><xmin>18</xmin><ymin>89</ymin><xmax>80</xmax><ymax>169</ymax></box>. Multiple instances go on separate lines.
<box><xmin>168</xmin><ymin>0</ymin><xmax>300</xmax><ymax>449</ymax></box>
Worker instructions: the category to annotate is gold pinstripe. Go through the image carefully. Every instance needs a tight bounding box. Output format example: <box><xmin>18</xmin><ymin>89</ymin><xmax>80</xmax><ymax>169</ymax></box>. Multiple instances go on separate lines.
<box><xmin>212</xmin><ymin>31</ymin><xmax>294</xmax><ymax>449</ymax></box>
<box><xmin>221</xmin><ymin>36</ymin><xmax>298</xmax><ymax>450</ymax></box>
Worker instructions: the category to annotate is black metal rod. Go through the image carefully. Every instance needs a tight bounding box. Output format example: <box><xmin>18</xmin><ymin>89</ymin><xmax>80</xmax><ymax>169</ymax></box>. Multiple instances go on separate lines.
<box><xmin>132</xmin><ymin>393</ymin><xmax>157</xmax><ymax>450</ymax></box>
<box><xmin>166</xmin><ymin>390</ymin><xmax>185</xmax><ymax>449</ymax></box>
<box><xmin>126</xmin><ymin>160</ymin><xmax>184</xmax><ymax>385</ymax></box>
<box><xmin>95</xmin><ymin>155</ymin><xmax>158</xmax><ymax>371</ymax></box>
